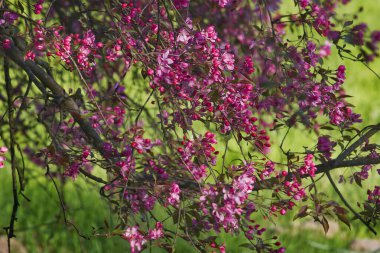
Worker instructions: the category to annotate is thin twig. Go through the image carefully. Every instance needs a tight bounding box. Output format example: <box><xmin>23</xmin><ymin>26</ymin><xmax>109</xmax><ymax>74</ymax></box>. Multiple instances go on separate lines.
<box><xmin>4</xmin><ymin>57</ymin><xmax>20</xmax><ymax>247</ymax></box>
<box><xmin>326</xmin><ymin>171</ymin><xmax>377</xmax><ymax>235</ymax></box>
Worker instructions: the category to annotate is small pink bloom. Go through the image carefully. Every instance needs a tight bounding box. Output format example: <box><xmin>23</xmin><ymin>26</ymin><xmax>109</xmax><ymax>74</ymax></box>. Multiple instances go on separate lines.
<box><xmin>148</xmin><ymin>222</ymin><xmax>164</xmax><ymax>240</ymax></box>
<box><xmin>222</xmin><ymin>53</ymin><xmax>235</xmax><ymax>71</ymax></box>
<box><xmin>122</xmin><ymin>226</ymin><xmax>146</xmax><ymax>253</ymax></box>
<box><xmin>0</xmin><ymin>146</ymin><xmax>8</xmax><ymax>154</ymax></box>
<box><xmin>167</xmin><ymin>183</ymin><xmax>181</xmax><ymax>206</ymax></box>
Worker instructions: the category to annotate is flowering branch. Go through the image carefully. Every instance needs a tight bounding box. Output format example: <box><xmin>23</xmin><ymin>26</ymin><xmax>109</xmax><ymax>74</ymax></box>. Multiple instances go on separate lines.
<box><xmin>0</xmin><ymin>41</ymin><xmax>106</xmax><ymax>155</ymax></box>
<box><xmin>257</xmin><ymin>124</ymin><xmax>380</xmax><ymax>191</ymax></box>
<box><xmin>1</xmin><ymin>1</ymin><xmax>380</xmax><ymax>252</ymax></box>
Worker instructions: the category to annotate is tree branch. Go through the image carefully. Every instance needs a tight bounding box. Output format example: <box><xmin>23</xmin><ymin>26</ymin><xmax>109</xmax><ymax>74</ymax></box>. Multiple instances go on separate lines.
<box><xmin>4</xmin><ymin>57</ymin><xmax>19</xmax><ymax>246</ymax></box>
<box><xmin>1</xmin><ymin>42</ymin><xmax>106</xmax><ymax>156</ymax></box>
<box><xmin>326</xmin><ymin>171</ymin><xmax>377</xmax><ymax>235</ymax></box>
<box><xmin>336</xmin><ymin>124</ymin><xmax>380</xmax><ymax>162</ymax></box>
<box><xmin>256</xmin><ymin>124</ymin><xmax>380</xmax><ymax>190</ymax></box>
<box><xmin>255</xmin><ymin>156</ymin><xmax>380</xmax><ymax>190</ymax></box>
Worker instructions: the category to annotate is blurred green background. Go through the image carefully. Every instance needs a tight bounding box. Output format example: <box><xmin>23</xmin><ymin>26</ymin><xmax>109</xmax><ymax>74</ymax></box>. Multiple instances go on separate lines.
<box><xmin>2</xmin><ymin>1</ymin><xmax>380</xmax><ymax>252</ymax></box>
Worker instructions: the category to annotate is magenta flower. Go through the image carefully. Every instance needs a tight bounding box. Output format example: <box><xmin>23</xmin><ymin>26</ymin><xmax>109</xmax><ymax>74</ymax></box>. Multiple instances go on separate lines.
<box><xmin>1</xmin><ymin>11</ymin><xmax>18</xmax><ymax>25</ymax></box>
<box><xmin>147</xmin><ymin>222</ymin><xmax>164</xmax><ymax>240</ymax></box>
<box><xmin>173</xmin><ymin>0</ymin><xmax>190</xmax><ymax>9</ymax></box>
<box><xmin>122</xmin><ymin>226</ymin><xmax>146</xmax><ymax>253</ymax></box>
<box><xmin>167</xmin><ymin>183</ymin><xmax>181</xmax><ymax>207</ymax></box>
<box><xmin>317</xmin><ymin>136</ymin><xmax>336</xmax><ymax>159</ymax></box>
<box><xmin>0</xmin><ymin>147</ymin><xmax>7</xmax><ymax>169</ymax></box>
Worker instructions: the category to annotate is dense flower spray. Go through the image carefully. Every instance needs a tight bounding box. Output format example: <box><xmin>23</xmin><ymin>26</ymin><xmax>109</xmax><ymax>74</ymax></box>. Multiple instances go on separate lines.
<box><xmin>1</xmin><ymin>0</ymin><xmax>380</xmax><ymax>252</ymax></box>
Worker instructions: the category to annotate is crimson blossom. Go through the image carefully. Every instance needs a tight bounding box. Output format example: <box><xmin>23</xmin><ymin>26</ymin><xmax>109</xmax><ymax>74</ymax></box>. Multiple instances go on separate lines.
<box><xmin>1</xmin><ymin>0</ymin><xmax>380</xmax><ymax>252</ymax></box>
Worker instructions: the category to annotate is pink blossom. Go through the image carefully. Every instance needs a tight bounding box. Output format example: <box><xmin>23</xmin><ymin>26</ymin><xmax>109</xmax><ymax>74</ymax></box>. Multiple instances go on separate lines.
<box><xmin>177</xmin><ymin>29</ymin><xmax>191</xmax><ymax>44</ymax></box>
<box><xmin>222</xmin><ymin>52</ymin><xmax>235</xmax><ymax>71</ymax></box>
<box><xmin>131</xmin><ymin>136</ymin><xmax>156</xmax><ymax>154</ymax></box>
<box><xmin>25</xmin><ymin>51</ymin><xmax>36</xmax><ymax>61</ymax></box>
<box><xmin>367</xmin><ymin>186</ymin><xmax>380</xmax><ymax>206</ymax></box>
<box><xmin>82</xmin><ymin>30</ymin><xmax>96</xmax><ymax>47</ymax></box>
<box><xmin>173</xmin><ymin>0</ymin><xmax>190</xmax><ymax>9</ymax></box>
<box><xmin>147</xmin><ymin>222</ymin><xmax>164</xmax><ymax>240</ymax></box>
<box><xmin>317</xmin><ymin>136</ymin><xmax>335</xmax><ymax>159</ymax></box>
<box><xmin>2</xmin><ymin>38</ymin><xmax>11</xmax><ymax>49</ymax></box>
<box><xmin>216</xmin><ymin>0</ymin><xmax>231</xmax><ymax>7</ymax></box>
<box><xmin>299</xmin><ymin>154</ymin><xmax>317</xmax><ymax>177</ymax></box>
<box><xmin>122</xmin><ymin>226</ymin><xmax>146</xmax><ymax>253</ymax></box>
<box><xmin>1</xmin><ymin>11</ymin><xmax>18</xmax><ymax>25</ymax></box>
<box><xmin>167</xmin><ymin>183</ymin><xmax>181</xmax><ymax>206</ymax></box>
<box><xmin>0</xmin><ymin>147</ymin><xmax>7</xmax><ymax>169</ymax></box>
<box><xmin>351</xmin><ymin>23</ymin><xmax>367</xmax><ymax>45</ymax></box>
<box><xmin>204</xmin><ymin>26</ymin><xmax>218</xmax><ymax>42</ymax></box>
<box><xmin>0</xmin><ymin>147</ymin><xmax>8</xmax><ymax>154</ymax></box>
<box><xmin>319</xmin><ymin>41</ymin><xmax>332</xmax><ymax>57</ymax></box>
<box><xmin>34</xmin><ymin>0</ymin><xmax>44</xmax><ymax>14</ymax></box>
<box><xmin>299</xmin><ymin>0</ymin><xmax>310</xmax><ymax>8</ymax></box>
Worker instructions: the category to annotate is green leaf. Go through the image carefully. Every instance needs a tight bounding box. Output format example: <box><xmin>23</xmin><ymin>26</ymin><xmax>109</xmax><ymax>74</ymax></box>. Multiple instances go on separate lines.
<box><xmin>321</xmin><ymin>216</ymin><xmax>330</xmax><ymax>234</ymax></box>
<box><xmin>185</xmin><ymin>214</ymin><xmax>192</xmax><ymax>228</ymax></box>
<box><xmin>112</xmin><ymin>229</ymin><xmax>125</xmax><ymax>235</ymax></box>
<box><xmin>202</xmin><ymin>236</ymin><xmax>218</xmax><ymax>243</ymax></box>
<box><xmin>209</xmin><ymin>89</ymin><xmax>220</xmax><ymax>103</ymax></box>
<box><xmin>344</xmin><ymin>21</ymin><xmax>353</xmax><ymax>27</ymax></box>
<box><xmin>239</xmin><ymin>243</ymin><xmax>255</xmax><ymax>250</ymax></box>
<box><xmin>338</xmin><ymin>94</ymin><xmax>353</xmax><ymax>99</ymax></box>
<box><xmin>270</xmin><ymin>123</ymin><xmax>284</xmax><ymax>131</ymax></box>
<box><xmin>353</xmin><ymin>173</ymin><xmax>362</xmax><ymax>187</ymax></box>
<box><xmin>104</xmin><ymin>219</ymin><xmax>109</xmax><ymax>229</ymax></box>
<box><xmin>172</xmin><ymin>209</ymin><xmax>180</xmax><ymax>224</ymax></box>
<box><xmin>293</xmin><ymin>205</ymin><xmax>309</xmax><ymax>220</ymax></box>
<box><xmin>320</xmin><ymin>126</ymin><xmax>335</xmax><ymax>130</ymax></box>
<box><xmin>260</xmin><ymin>81</ymin><xmax>280</xmax><ymax>89</ymax></box>
<box><xmin>336</xmin><ymin>213</ymin><xmax>351</xmax><ymax>229</ymax></box>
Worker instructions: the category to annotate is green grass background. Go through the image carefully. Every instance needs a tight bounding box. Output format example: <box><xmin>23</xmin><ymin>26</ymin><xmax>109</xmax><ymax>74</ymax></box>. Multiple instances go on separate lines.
<box><xmin>2</xmin><ymin>1</ymin><xmax>380</xmax><ymax>252</ymax></box>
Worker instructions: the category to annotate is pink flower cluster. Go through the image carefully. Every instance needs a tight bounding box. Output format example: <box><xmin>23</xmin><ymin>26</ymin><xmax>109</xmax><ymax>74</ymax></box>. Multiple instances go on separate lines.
<box><xmin>283</xmin><ymin>179</ymin><xmax>306</xmax><ymax>201</ymax></box>
<box><xmin>122</xmin><ymin>222</ymin><xmax>164</xmax><ymax>253</ymax></box>
<box><xmin>26</xmin><ymin>26</ymin><xmax>103</xmax><ymax>74</ymax></box>
<box><xmin>367</xmin><ymin>186</ymin><xmax>380</xmax><ymax>206</ymax></box>
<box><xmin>173</xmin><ymin>0</ymin><xmax>190</xmax><ymax>9</ymax></box>
<box><xmin>124</xmin><ymin>190</ymin><xmax>157</xmax><ymax>213</ymax></box>
<box><xmin>0</xmin><ymin>146</ymin><xmax>8</xmax><ymax>168</ymax></box>
<box><xmin>319</xmin><ymin>41</ymin><xmax>332</xmax><ymax>58</ymax></box>
<box><xmin>198</xmin><ymin>163</ymin><xmax>256</xmax><ymax>232</ymax></box>
<box><xmin>131</xmin><ymin>136</ymin><xmax>158</xmax><ymax>154</ymax></box>
<box><xmin>299</xmin><ymin>0</ymin><xmax>310</xmax><ymax>9</ymax></box>
<box><xmin>299</xmin><ymin>154</ymin><xmax>317</xmax><ymax>177</ymax></box>
<box><xmin>317</xmin><ymin>136</ymin><xmax>336</xmax><ymax>159</ymax></box>
<box><xmin>7</xmin><ymin>0</ymin><xmax>380</xmax><ymax>251</ymax></box>
<box><xmin>356</xmin><ymin>165</ymin><xmax>372</xmax><ymax>180</ymax></box>
<box><xmin>34</xmin><ymin>0</ymin><xmax>44</xmax><ymax>14</ymax></box>
<box><xmin>167</xmin><ymin>183</ymin><xmax>181</xmax><ymax>207</ymax></box>
<box><xmin>1</xmin><ymin>12</ymin><xmax>18</xmax><ymax>49</ymax></box>
<box><xmin>65</xmin><ymin>147</ymin><xmax>92</xmax><ymax>179</ymax></box>
<box><xmin>122</xmin><ymin>226</ymin><xmax>146</xmax><ymax>253</ymax></box>
<box><xmin>312</xmin><ymin>5</ymin><xmax>332</xmax><ymax>36</ymax></box>
<box><xmin>0</xmin><ymin>11</ymin><xmax>18</xmax><ymax>26</ymax></box>
<box><xmin>215</xmin><ymin>0</ymin><xmax>231</xmax><ymax>8</ymax></box>
<box><xmin>177</xmin><ymin>132</ymin><xmax>218</xmax><ymax>181</ymax></box>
